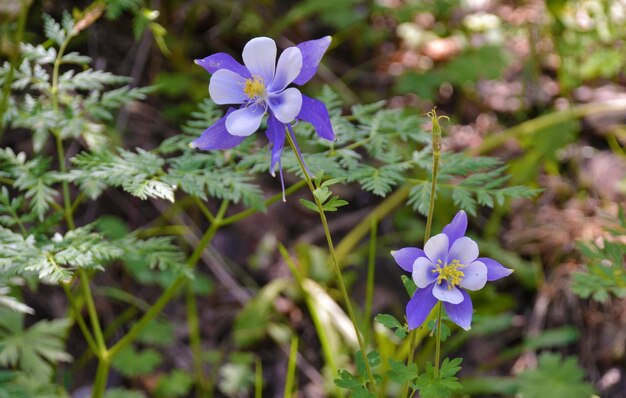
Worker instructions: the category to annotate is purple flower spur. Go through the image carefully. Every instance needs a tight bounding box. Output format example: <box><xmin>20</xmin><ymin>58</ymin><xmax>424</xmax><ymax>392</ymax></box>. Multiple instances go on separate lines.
<box><xmin>191</xmin><ymin>36</ymin><xmax>335</xmax><ymax>196</ymax></box>
<box><xmin>391</xmin><ymin>210</ymin><xmax>513</xmax><ymax>331</ymax></box>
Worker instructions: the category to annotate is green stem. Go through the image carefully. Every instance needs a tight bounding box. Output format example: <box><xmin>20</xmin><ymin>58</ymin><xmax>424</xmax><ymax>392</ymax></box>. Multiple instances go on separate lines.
<box><xmin>92</xmin><ymin>357</ymin><xmax>111</xmax><ymax>398</ymax></box>
<box><xmin>79</xmin><ymin>269</ymin><xmax>107</xmax><ymax>353</ymax></box>
<box><xmin>423</xmin><ymin>151</ymin><xmax>440</xmax><ymax>242</ymax></box>
<box><xmin>285</xmin><ymin>130</ymin><xmax>376</xmax><ymax>391</ymax></box>
<box><xmin>220</xmin><ymin>179</ymin><xmax>306</xmax><ymax>226</ymax></box>
<box><xmin>194</xmin><ymin>196</ymin><xmax>215</xmax><ymax>223</ymax></box>
<box><xmin>364</xmin><ymin>218</ymin><xmax>377</xmax><ymax>345</ymax></box>
<box><xmin>186</xmin><ymin>284</ymin><xmax>207</xmax><ymax>396</ymax></box>
<box><xmin>400</xmin><ymin>331</ymin><xmax>419</xmax><ymax>398</ymax></box>
<box><xmin>434</xmin><ymin>302</ymin><xmax>443</xmax><ymax>378</ymax></box>
<box><xmin>55</xmin><ymin>133</ymin><xmax>75</xmax><ymax>229</ymax></box>
<box><xmin>279</xmin><ymin>243</ymin><xmax>340</xmax><ymax>396</ymax></box>
<box><xmin>7</xmin><ymin>202</ymin><xmax>27</xmax><ymax>236</ymax></box>
<box><xmin>0</xmin><ymin>1</ymin><xmax>29</xmax><ymax>139</ymax></box>
<box><xmin>51</xmin><ymin>35</ymin><xmax>72</xmax><ymax>113</ymax></box>
<box><xmin>402</xmin><ymin>109</ymin><xmax>444</xmax><ymax>398</ymax></box>
<box><xmin>108</xmin><ymin>200</ymin><xmax>227</xmax><ymax>361</ymax></box>
<box><xmin>61</xmin><ymin>282</ymin><xmax>99</xmax><ymax>356</ymax></box>
<box><xmin>255</xmin><ymin>358</ymin><xmax>263</xmax><ymax>398</ymax></box>
<box><xmin>283</xmin><ymin>336</ymin><xmax>299</xmax><ymax>398</ymax></box>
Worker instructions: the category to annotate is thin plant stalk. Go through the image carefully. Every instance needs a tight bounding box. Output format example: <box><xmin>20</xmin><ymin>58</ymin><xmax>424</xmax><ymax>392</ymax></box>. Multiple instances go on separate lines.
<box><xmin>284</xmin><ymin>336</ymin><xmax>299</xmax><ymax>398</ymax></box>
<box><xmin>401</xmin><ymin>109</ymin><xmax>446</xmax><ymax>398</ymax></box>
<box><xmin>279</xmin><ymin>243</ymin><xmax>340</xmax><ymax>396</ymax></box>
<box><xmin>255</xmin><ymin>358</ymin><xmax>263</xmax><ymax>398</ymax></box>
<box><xmin>0</xmin><ymin>1</ymin><xmax>30</xmax><ymax>139</ymax></box>
<box><xmin>92</xmin><ymin>357</ymin><xmax>111</xmax><ymax>398</ymax></box>
<box><xmin>186</xmin><ymin>284</ymin><xmax>207</xmax><ymax>396</ymax></box>
<box><xmin>285</xmin><ymin>129</ymin><xmax>376</xmax><ymax>391</ymax></box>
<box><xmin>433</xmin><ymin>302</ymin><xmax>443</xmax><ymax>378</ymax></box>
<box><xmin>364</xmin><ymin>218</ymin><xmax>377</xmax><ymax>345</ymax></box>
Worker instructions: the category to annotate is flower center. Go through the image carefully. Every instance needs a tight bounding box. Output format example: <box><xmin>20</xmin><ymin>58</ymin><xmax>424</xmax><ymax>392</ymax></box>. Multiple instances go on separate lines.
<box><xmin>432</xmin><ymin>259</ymin><xmax>464</xmax><ymax>289</ymax></box>
<box><xmin>243</xmin><ymin>75</ymin><xmax>266</xmax><ymax>100</ymax></box>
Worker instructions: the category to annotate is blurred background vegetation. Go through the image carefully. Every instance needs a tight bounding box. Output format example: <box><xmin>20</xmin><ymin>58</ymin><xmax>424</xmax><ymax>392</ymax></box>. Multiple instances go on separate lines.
<box><xmin>1</xmin><ymin>0</ymin><xmax>625</xmax><ymax>397</ymax></box>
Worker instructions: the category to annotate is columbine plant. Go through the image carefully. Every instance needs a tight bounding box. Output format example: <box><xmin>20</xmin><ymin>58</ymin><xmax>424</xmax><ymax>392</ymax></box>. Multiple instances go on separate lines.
<box><xmin>392</xmin><ymin>210</ymin><xmax>513</xmax><ymax>331</ymax></box>
<box><xmin>191</xmin><ymin>36</ymin><xmax>334</xmax><ymax>194</ymax></box>
<box><xmin>193</xmin><ymin>36</ymin><xmax>379</xmax><ymax>391</ymax></box>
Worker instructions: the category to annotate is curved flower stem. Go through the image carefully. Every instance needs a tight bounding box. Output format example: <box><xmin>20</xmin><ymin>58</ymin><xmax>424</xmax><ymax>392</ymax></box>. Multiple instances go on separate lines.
<box><xmin>285</xmin><ymin>129</ymin><xmax>377</xmax><ymax>391</ymax></box>
<box><xmin>402</xmin><ymin>109</ymin><xmax>445</xmax><ymax>398</ymax></box>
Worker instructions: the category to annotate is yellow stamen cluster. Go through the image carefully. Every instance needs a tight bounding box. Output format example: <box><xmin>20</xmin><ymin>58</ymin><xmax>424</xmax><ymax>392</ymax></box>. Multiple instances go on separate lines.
<box><xmin>432</xmin><ymin>259</ymin><xmax>464</xmax><ymax>289</ymax></box>
<box><xmin>243</xmin><ymin>75</ymin><xmax>266</xmax><ymax>99</ymax></box>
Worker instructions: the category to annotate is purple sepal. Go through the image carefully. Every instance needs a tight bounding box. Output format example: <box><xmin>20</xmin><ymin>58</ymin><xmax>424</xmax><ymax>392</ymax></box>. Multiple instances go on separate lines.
<box><xmin>406</xmin><ymin>284</ymin><xmax>438</xmax><ymax>330</ymax></box>
<box><xmin>293</xmin><ymin>36</ymin><xmax>332</xmax><ymax>85</ymax></box>
<box><xmin>265</xmin><ymin>113</ymin><xmax>286</xmax><ymax>175</ymax></box>
<box><xmin>442</xmin><ymin>210</ymin><xmax>468</xmax><ymax>246</ymax></box>
<box><xmin>191</xmin><ymin>108</ymin><xmax>246</xmax><ymax>150</ymax></box>
<box><xmin>391</xmin><ymin>247</ymin><xmax>426</xmax><ymax>273</ymax></box>
<box><xmin>479</xmin><ymin>257</ymin><xmax>514</xmax><ymax>281</ymax></box>
<box><xmin>444</xmin><ymin>289</ymin><xmax>473</xmax><ymax>330</ymax></box>
<box><xmin>195</xmin><ymin>53</ymin><xmax>251</xmax><ymax>78</ymax></box>
<box><xmin>297</xmin><ymin>95</ymin><xmax>334</xmax><ymax>141</ymax></box>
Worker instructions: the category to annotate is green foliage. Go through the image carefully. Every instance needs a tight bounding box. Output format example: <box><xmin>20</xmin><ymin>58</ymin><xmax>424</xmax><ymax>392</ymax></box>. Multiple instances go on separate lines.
<box><xmin>412</xmin><ymin>358</ymin><xmax>463</xmax><ymax>398</ymax></box>
<box><xmin>111</xmin><ymin>345</ymin><xmax>163</xmax><ymax>377</ymax></box>
<box><xmin>0</xmin><ymin>149</ymin><xmax>57</xmax><ymax>220</ymax></box>
<box><xmin>154</xmin><ymin>370</ymin><xmax>194</xmax><ymax>398</ymax></box>
<box><xmin>409</xmin><ymin>153</ymin><xmax>541</xmax><ymax>216</ymax></box>
<box><xmin>334</xmin><ymin>351</ymin><xmax>382</xmax><ymax>397</ymax></box>
<box><xmin>0</xmin><ymin>370</ymin><xmax>69</xmax><ymax>398</ymax></box>
<box><xmin>0</xmin><ymin>224</ymin><xmax>123</xmax><ymax>282</ymax></box>
<box><xmin>136</xmin><ymin>319</ymin><xmax>174</xmax><ymax>346</ymax></box>
<box><xmin>401</xmin><ymin>274</ymin><xmax>417</xmax><ymax>296</ymax></box>
<box><xmin>0</xmin><ymin>309</ymin><xmax>71</xmax><ymax>380</ymax></box>
<box><xmin>517</xmin><ymin>353</ymin><xmax>594</xmax><ymax>398</ymax></box>
<box><xmin>374</xmin><ymin>313</ymin><xmax>407</xmax><ymax>339</ymax></box>
<box><xmin>69</xmin><ymin>149</ymin><xmax>175</xmax><ymax>202</ymax></box>
<box><xmin>427</xmin><ymin>319</ymin><xmax>451</xmax><ymax>342</ymax></box>
<box><xmin>301</xmin><ymin>172</ymin><xmax>349</xmax><ymax>213</ymax></box>
<box><xmin>387</xmin><ymin>358</ymin><xmax>417</xmax><ymax>385</ymax></box>
<box><xmin>572</xmin><ymin>208</ymin><xmax>626</xmax><ymax>301</ymax></box>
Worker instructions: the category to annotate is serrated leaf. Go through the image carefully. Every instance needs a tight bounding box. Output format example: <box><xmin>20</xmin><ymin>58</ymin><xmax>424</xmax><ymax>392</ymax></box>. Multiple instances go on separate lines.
<box><xmin>0</xmin><ymin>309</ymin><xmax>72</xmax><ymax>380</ymax></box>
<box><xmin>387</xmin><ymin>358</ymin><xmax>418</xmax><ymax>384</ymax></box>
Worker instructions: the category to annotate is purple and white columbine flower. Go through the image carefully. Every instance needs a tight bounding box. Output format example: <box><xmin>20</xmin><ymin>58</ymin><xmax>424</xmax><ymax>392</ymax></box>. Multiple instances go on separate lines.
<box><xmin>391</xmin><ymin>210</ymin><xmax>513</xmax><ymax>331</ymax></box>
<box><xmin>191</xmin><ymin>36</ymin><xmax>334</xmax><ymax>195</ymax></box>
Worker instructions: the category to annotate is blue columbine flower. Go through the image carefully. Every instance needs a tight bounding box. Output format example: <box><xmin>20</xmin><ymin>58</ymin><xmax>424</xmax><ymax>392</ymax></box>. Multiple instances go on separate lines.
<box><xmin>191</xmin><ymin>36</ymin><xmax>335</xmax><ymax>195</ymax></box>
<box><xmin>391</xmin><ymin>210</ymin><xmax>513</xmax><ymax>331</ymax></box>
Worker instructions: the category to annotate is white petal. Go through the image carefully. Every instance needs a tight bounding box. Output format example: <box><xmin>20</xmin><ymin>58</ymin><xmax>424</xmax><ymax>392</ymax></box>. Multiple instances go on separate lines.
<box><xmin>242</xmin><ymin>37</ymin><xmax>276</xmax><ymax>86</ymax></box>
<box><xmin>424</xmin><ymin>233</ymin><xmax>449</xmax><ymax>264</ymax></box>
<box><xmin>448</xmin><ymin>236</ymin><xmax>479</xmax><ymax>264</ymax></box>
<box><xmin>460</xmin><ymin>261</ymin><xmax>488</xmax><ymax>291</ymax></box>
<box><xmin>412</xmin><ymin>257</ymin><xmax>437</xmax><ymax>288</ymax></box>
<box><xmin>208</xmin><ymin>69</ymin><xmax>246</xmax><ymax>105</ymax></box>
<box><xmin>225</xmin><ymin>105</ymin><xmax>265</xmax><ymax>136</ymax></box>
<box><xmin>268</xmin><ymin>88</ymin><xmax>302</xmax><ymax>123</ymax></box>
<box><xmin>432</xmin><ymin>282</ymin><xmax>464</xmax><ymax>304</ymax></box>
<box><xmin>269</xmin><ymin>47</ymin><xmax>302</xmax><ymax>92</ymax></box>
